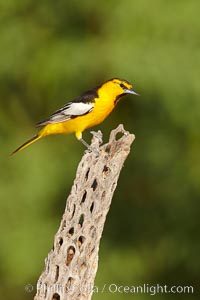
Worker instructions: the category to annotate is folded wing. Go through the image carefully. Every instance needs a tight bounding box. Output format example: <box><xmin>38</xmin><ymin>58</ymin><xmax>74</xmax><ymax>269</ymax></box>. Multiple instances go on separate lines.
<box><xmin>36</xmin><ymin>101</ymin><xmax>94</xmax><ymax>126</ymax></box>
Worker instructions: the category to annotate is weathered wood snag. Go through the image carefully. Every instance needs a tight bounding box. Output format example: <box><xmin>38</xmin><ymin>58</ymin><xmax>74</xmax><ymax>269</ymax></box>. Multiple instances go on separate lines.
<box><xmin>34</xmin><ymin>124</ymin><xmax>135</xmax><ymax>300</ymax></box>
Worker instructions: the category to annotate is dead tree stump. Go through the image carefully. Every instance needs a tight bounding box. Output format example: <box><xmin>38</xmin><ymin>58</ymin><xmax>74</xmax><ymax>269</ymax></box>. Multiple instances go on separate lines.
<box><xmin>34</xmin><ymin>124</ymin><xmax>135</xmax><ymax>300</ymax></box>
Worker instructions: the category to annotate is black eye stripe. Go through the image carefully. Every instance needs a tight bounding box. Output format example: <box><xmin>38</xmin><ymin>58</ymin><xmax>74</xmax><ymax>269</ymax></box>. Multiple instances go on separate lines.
<box><xmin>120</xmin><ymin>83</ymin><xmax>126</xmax><ymax>89</ymax></box>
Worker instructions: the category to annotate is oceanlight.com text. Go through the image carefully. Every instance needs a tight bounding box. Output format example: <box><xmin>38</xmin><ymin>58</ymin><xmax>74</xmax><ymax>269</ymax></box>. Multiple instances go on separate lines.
<box><xmin>25</xmin><ymin>282</ymin><xmax>194</xmax><ymax>296</ymax></box>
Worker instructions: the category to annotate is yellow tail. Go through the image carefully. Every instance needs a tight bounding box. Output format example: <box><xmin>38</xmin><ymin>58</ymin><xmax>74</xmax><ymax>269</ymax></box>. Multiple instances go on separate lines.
<box><xmin>11</xmin><ymin>134</ymin><xmax>42</xmax><ymax>155</ymax></box>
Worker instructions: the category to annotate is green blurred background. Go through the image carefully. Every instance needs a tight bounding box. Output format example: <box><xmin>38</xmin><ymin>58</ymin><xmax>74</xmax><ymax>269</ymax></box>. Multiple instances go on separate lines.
<box><xmin>1</xmin><ymin>0</ymin><xmax>200</xmax><ymax>299</ymax></box>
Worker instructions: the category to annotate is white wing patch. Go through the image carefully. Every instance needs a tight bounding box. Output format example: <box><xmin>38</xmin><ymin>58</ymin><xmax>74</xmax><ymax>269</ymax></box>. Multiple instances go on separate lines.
<box><xmin>36</xmin><ymin>100</ymin><xmax>95</xmax><ymax>127</ymax></box>
<box><xmin>49</xmin><ymin>102</ymin><xmax>94</xmax><ymax>123</ymax></box>
<box><xmin>62</xmin><ymin>102</ymin><xmax>94</xmax><ymax>116</ymax></box>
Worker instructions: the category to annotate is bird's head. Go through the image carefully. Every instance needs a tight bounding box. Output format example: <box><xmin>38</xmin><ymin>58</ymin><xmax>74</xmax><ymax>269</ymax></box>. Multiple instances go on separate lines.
<box><xmin>98</xmin><ymin>78</ymin><xmax>139</xmax><ymax>104</ymax></box>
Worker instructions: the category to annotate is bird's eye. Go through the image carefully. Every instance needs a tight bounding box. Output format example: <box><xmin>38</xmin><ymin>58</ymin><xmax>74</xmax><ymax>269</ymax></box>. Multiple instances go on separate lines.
<box><xmin>120</xmin><ymin>83</ymin><xmax>126</xmax><ymax>89</ymax></box>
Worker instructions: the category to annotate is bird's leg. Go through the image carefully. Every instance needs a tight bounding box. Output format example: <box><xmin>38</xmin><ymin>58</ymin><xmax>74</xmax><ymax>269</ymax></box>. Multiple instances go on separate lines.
<box><xmin>79</xmin><ymin>138</ymin><xmax>99</xmax><ymax>156</ymax></box>
<box><xmin>79</xmin><ymin>138</ymin><xmax>90</xmax><ymax>149</ymax></box>
<box><xmin>76</xmin><ymin>131</ymin><xmax>100</xmax><ymax>156</ymax></box>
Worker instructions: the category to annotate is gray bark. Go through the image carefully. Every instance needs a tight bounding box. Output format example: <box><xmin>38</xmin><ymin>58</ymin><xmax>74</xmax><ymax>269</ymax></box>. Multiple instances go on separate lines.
<box><xmin>34</xmin><ymin>124</ymin><xmax>135</xmax><ymax>300</ymax></box>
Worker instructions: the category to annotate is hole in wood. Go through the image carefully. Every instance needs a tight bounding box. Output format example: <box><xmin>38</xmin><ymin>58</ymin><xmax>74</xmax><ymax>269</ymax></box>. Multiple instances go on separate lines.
<box><xmin>81</xmin><ymin>190</ymin><xmax>87</xmax><ymax>204</ymax></box>
<box><xmin>78</xmin><ymin>214</ymin><xmax>84</xmax><ymax>227</ymax></box>
<box><xmin>54</xmin><ymin>265</ymin><xmax>59</xmax><ymax>282</ymax></box>
<box><xmin>66</xmin><ymin>246</ymin><xmax>75</xmax><ymax>266</ymax></box>
<box><xmin>103</xmin><ymin>165</ymin><xmax>110</xmax><ymax>178</ymax></box>
<box><xmin>85</xmin><ymin>168</ymin><xmax>90</xmax><ymax>180</ymax></box>
<box><xmin>52</xmin><ymin>293</ymin><xmax>60</xmax><ymax>300</ymax></box>
<box><xmin>91</xmin><ymin>179</ymin><xmax>98</xmax><ymax>191</ymax></box>
<box><xmin>58</xmin><ymin>237</ymin><xmax>63</xmax><ymax>247</ymax></box>
<box><xmin>77</xmin><ymin>236</ymin><xmax>85</xmax><ymax>248</ymax></box>
<box><xmin>90</xmin><ymin>202</ymin><xmax>94</xmax><ymax>213</ymax></box>
<box><xmin>115</xmin><ymin>131</ymin><xmax>124</xmax><ymax>140</ymax></box>
<box><xmin>105</xmin><ymin>145</ymin><xmax>111</xmax><ymax>153</ymax></box>
<box><xmin>71</xmin><ymin>204</ymin><xmax>76</xmax><ymax>218</ymax></box>
<box><xmin>68</xmin><ymin>227</ymin><xmax>74</xmax><ymax>236</ymax></box>
<box><xmin>66</xmin><ymin>277</ymin><xmax>73</xmax><ymax>293</ymax></box>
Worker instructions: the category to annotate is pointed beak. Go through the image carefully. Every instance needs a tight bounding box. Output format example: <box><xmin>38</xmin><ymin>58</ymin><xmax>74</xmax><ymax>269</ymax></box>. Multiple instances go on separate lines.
<box><xmin>124</xmin><ymin>88</ymin><xmax>139</xmax><ymax>96</ymax></box>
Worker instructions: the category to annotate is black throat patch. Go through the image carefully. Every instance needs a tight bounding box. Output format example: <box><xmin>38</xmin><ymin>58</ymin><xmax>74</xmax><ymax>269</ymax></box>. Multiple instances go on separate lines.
<box><xmin>114</xmin><ymin>93</ymin><xmax>125</xmax><ymax>105</ymax></box>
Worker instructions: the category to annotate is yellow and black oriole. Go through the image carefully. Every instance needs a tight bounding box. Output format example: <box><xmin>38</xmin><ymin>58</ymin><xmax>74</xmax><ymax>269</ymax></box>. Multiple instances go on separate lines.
<box><xmin>12</xmin><ymin>78</ymin><xmax>138</xmax><ymax>155</ymax></box>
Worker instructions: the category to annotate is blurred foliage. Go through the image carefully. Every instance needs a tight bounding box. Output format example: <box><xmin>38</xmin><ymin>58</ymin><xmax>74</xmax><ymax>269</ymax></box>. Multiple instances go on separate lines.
<box><xmin>0</xmin><ymin>0</ymin><xmax>200</xmax><ymax>299</ymax></box>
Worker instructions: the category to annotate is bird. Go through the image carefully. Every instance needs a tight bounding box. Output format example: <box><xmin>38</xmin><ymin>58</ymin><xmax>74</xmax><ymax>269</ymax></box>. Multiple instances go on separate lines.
<box><xmin>12</xmin><ymin>78</ymin><xmax>138</xmax><ymax>155</ymax></box>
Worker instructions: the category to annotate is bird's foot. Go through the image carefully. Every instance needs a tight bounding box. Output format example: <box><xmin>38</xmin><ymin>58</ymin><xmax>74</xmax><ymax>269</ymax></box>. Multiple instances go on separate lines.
<box><xmin>79</xmin><ymin>137</ymin><xmax>100</xmax><ymax>157</ymax></box>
